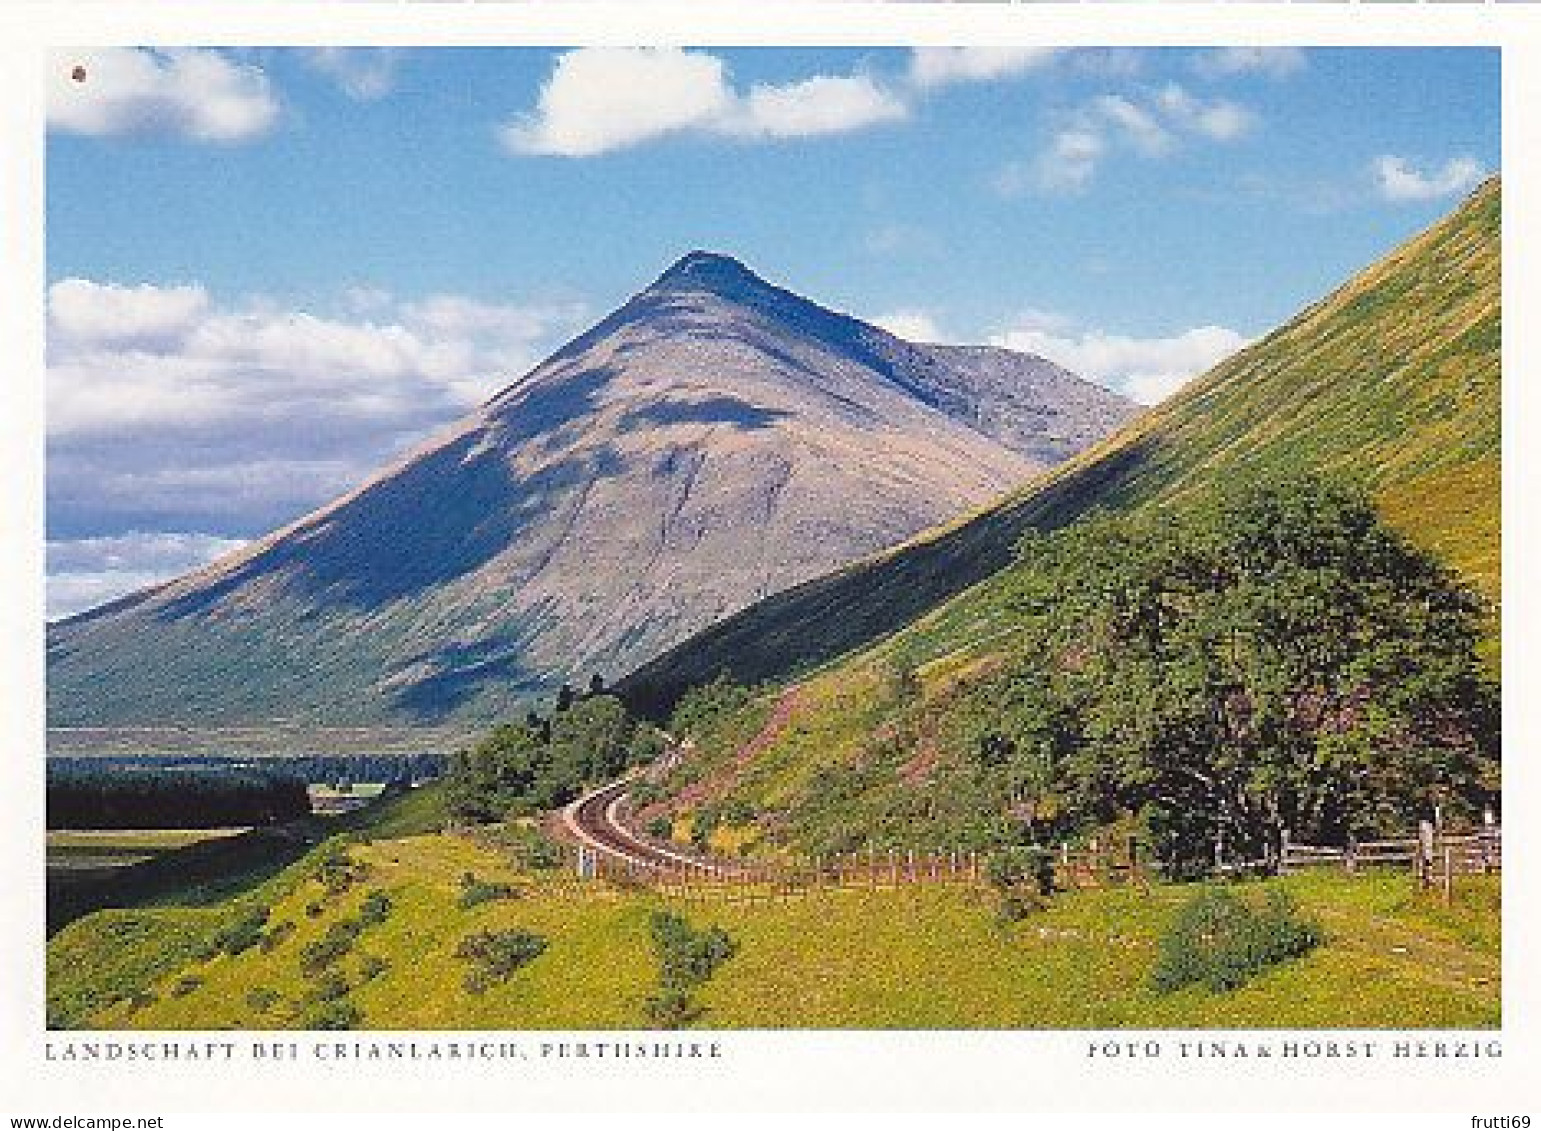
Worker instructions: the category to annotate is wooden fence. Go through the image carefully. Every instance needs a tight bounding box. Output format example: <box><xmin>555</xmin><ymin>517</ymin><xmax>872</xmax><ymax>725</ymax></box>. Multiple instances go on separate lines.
<box><xmin>1279</xmin><ymin>823</ymin><xmax>1501</xmax><ymax>903</ymax></box>
<box><xmin>478</xmin><ymin>834</ymin><xmax>1161</xmax><ymax>904</ymax></box>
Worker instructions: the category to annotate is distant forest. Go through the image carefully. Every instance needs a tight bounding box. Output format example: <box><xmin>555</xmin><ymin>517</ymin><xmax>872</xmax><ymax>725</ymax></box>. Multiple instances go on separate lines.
<box><xmin>47</xmin><ymin>766</ymin><xmax>314</xmax><ymax>830</ymax></box>
<box><xmin>47</xmin><ymin>752</ymin><xmax>447</xmax><ymax>788</ymax></box>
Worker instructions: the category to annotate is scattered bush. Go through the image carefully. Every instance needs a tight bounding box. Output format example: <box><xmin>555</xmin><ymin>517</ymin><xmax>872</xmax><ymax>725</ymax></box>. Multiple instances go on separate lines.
<box><xmin>643</xmin><ymin>989</ymin><xmax>701</xmax><ymax>1030</ymax></box>
<box><xmin>456</xmin><ymin>929</ymin><xmax>548</xmax><ymax>994</ymax></box>
<box><xmin>213</xmin><ymin>905</ymin><xmax>270</xmax><ymax>957</ymax></box>
<box><xmin>629</xmin><ymin>781</ymin><xmax>664</xmax><ymax>807</ymax></box>
<box><xmin>358</xmin><ymin>889</ymin><xmax>393</xmax><ymax>926</ymax></box>
<box><xmin>1151</xmin><ymin>886</ymin><xmax>1321</xmax><ymax>994</ymax></box>
<box><xmin>260</xmin><ymin>920</ymin><xmax>295</xmax><ymax>954</ymax></box>
<box><xmin>358</xmin><ymin>954</ymin><xmax>389</xmax><ymax>982</ymax></box>
<box><xmin>304</xmin><ymin>901</ymin><xmax>325</xmax><ymax>920</ymax></box>
<box><xmin>244</xmin><ymin>986</ymin><xmax>281</xmax><ymax>1014</ymax></box>
<box><xmin>652</xmin><ymin>911</ymin><xmax>736</xmax><ymax>993</ymax></box>
<box><xmin>310</xmin><ymin>971</ymin><xmax>351</xmax><ymax>1003</ymax></box>
<box><xmin>645</xmin><ymin>816</ymin><xmax>672</xmax><ymax>841</ymax></box>
<box><xmin>315</xmin><ymin>845</ymin><xmax>370</xmax><ymax>897</ymax></box>
<box><xmin>170</xmin><ymin>975</ymin><xmax>203</xmax><ymax>998</ymax></box>
<box><xmin>126</xmin><ymin>989</ymin><xmax>157</xmax><ymax>1012</ymax></box>
<box><xmin>457</xmin><ymin>872</ymin><xmax>520</xmax><ymax>910</ymax></box>
<box><xmin>300</xmin><ymin>919</ymin><xmax>363</xmax><ymax>975</ymax></box>
<box><xmin>987</xmin><ymin>846</ymin><xmax>1056</xmax><ymax>920</ymax></box>
<box><xmin>302</xmin><ymin>998</ymin><xmax>362</xmax><ymax>1031</ymax></box>
<box><xmin>642</xmin><ymin>911</ymin><xmax>736</xmax><ymax>1028</ymax></box>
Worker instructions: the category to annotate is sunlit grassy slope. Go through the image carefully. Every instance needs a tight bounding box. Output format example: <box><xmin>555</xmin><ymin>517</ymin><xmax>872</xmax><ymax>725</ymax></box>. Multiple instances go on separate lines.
<box><xmin>52</xmin><ymin>813</ymin><xmax>1499</xmax><ymax>1030</ymax></box>
<box><xmin>621</xmin><ymin>178</ymin><xmax>1500</xmax><ymax>715</ymax></box>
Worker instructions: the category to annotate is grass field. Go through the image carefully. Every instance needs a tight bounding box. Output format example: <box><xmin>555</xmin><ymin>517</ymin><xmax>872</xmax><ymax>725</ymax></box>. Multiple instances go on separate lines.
<box><xmin>49</xmin><ymin>788</ymin><xmax>1499</xmax><ymax>1031</ymax></box>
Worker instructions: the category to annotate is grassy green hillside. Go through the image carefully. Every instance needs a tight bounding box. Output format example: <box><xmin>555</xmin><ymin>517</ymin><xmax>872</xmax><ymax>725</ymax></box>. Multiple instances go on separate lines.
<box><xmin>50</xmin><ymin>815</ymin><xmax>1499</xmax><ymax>1030</ymax></box>
<box><xmin>621</xmin><ymin>178</ymin><xmax>1500</xmax><ymax>715</ymax></box>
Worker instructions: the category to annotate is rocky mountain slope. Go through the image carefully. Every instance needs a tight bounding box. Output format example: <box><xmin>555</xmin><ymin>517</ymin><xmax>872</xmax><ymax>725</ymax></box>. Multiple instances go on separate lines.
<box><xmin>49</xmin><ymin>252</ymin><xmax>1135</xmax><ymax>726</ymax></box>
<box><xmin>622</xmin><ymin>178</ymin><xmax>1501</xmax><ymax>714</ymax></box>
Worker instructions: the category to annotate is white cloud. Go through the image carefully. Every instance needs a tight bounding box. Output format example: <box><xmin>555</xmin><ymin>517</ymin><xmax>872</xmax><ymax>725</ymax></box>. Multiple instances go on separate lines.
<box><xmin>1372</xmin><ymin>155</ymin><xmax>1486</xmax><ymax>203</ymax></box>
<box><xmin>1013</xmin><ymin>83</ymin><xmax>1255</xmax><ymax>196</ymax></box>
<box><xmin>1092</xmin><ymin>94</ymin><xmax>1173</xmax><ymax>156</ymax></box>
<box><xmin>1156</xmin><ymin>84</ymin><xmax>1255</xmax><ymax>141</ymax></box>
<box><xmin>302</xmin><ymin>48</ymin><xmax>403</xmax><ymax>101</ymax></box>
<box><xmin>47</xmin><ymin>279</ymin><xmax>588</xmax><ymax>539</ymax></box>
<box><xmin>991</xmin><ymin>311</ymin><xmax>1250</xmax><ymax>404</ymax></box>
<box><xmin>908</xmin><ymin>48</ymin><xmax>1058</xmax><ymax>89</ymax></box>
<box><xmin>47</xmin><ymin>533</ymin><xmax>247</xmax><ymax>620</ymax></box>
<box><xmin>502</xmin><ymin>48</ymin><xmax>906</xmax><ymax>157</ymax></box>
<box><xmin>735</xmin><ymin>74</ymin><xmax>906</xmax><ymax>139</ymax></box>
<box><xmin>1192</xmin><ymin>48</ymin><xmax>1307</xmax><ymax>80</ymax></box>
<box><xmin>871</xmin><ymin>311</ymin><xmax>946</xmax><ymax>343</ymax></box>
<box><xmin>47</xmin><ymin>279</ymin><xmax>209</xmax><ymax>350</ymax></box>
<box><xmin>48</xmin><ymin>48</ymin><xmax>278</xmax><ymax>142</ymax></box>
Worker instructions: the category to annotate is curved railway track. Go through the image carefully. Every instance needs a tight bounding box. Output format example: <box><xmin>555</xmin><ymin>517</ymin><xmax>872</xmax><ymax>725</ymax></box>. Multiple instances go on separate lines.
<box><xmin>560</xmin><ymin>773</ymin><xmax>714</xmax><ymax>873</ymax></box>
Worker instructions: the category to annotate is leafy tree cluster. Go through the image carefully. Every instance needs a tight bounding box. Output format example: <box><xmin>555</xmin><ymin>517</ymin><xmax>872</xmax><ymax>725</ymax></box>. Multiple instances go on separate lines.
<box><xmin>955</xmin><ymin>477</ymin><xmax>1497</xmax><ymax>875</ymax></box>
<box><xmin>668</xmin><ymin>674</ymin><xmax>757</xmax><ymax>742</ymax></box>
<box><xmin>46</xmin><ymin>767</ymin><xmax>311</xmax><ymax>829</ymax></box>
<box><xmin>445</xmin><ymin>694</ymin><xmax>663</xmax><ymax>823</ymax></box>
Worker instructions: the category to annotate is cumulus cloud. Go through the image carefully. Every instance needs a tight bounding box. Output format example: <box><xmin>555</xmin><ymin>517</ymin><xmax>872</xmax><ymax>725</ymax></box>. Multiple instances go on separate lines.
<box><xmin>1192</xmin><ymin>47</ymin><xmax>1307</xmax><ymax>80</ymax></box>
<box><xmin>47</xmin><ymin>533</ymin><xmax>247</xmax><ymax>620</ymax></box>
<box><xmin>301</xmin><ymin>48</ymin><xmax>403</xmax><ymax>101</ymax></box>
<box><xmin>991</xmin><ymin>311</ymin><xmax>1250</xmax><ymax>404</ymax></box>
<box><xmin>48</xmin><ymin>48</ymin><xmax>279</xmax><ymax>142</ymax></box>
<box><xmin>1011</xmin><ymin>83</ymin><xmax>1255</xmax><ymax>196</ymax></box>
<box><xmin>47</xmin><ymin>278</ymin><xmax>588</xmax><ymax>540</ymax></box>
<box><xmin>502</xmin><ymin>48</ymin><xmax>907</xmax><ymax>157</ymax></box>
<box><xmin>908</xmin><ymin>48</ymin><xmax>1059</xmax><ymax>89</ymax></box>
<box><xmin>1372</xmin><ymin>155</ymin><xmax>1486</xmax><ymax>202</ymax></box>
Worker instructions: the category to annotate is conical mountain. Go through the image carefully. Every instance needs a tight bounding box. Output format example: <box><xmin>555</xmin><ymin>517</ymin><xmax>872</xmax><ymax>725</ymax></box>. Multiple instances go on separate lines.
<box><xmin>621</xmin><ymin>179</ymin><xmax>1502</xmax><ymax>715</ymax></box>
<box><xmin>48</xmin><ymin>252</ymin><xmax>1136</xmax><ymax>726</ymax></box>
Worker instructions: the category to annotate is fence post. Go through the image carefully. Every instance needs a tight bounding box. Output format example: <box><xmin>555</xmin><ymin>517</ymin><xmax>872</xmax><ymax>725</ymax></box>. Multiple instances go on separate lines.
<box><xmin>1346</xmin><ymin>837</ymin><xmax>1357</xmax><ymax>876</ymax></box>
<box><xmin>1279</xmin><ymin>827</ymin><xmax>1290</xmax><ymax>876</ymax></box>
<box><xmin>1419</xmin><ymin>820</ymin><xmax>1435</xmax><ymax>890</ymax></box>
<box><xmin>1442</xmin><ymin>845</ymin><xmax>1454</xmax><ymax>905</ymax></box>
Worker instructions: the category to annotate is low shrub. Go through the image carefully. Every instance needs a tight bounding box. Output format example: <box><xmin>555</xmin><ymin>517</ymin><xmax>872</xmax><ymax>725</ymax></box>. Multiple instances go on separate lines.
<box><xmin>987</xmin><ymin>846</ymin><xmax>1056</xmax><ymax>920</ymax></box>
<box><xmin>126</xmin><ymin>989</ymin><xmax>157</xmax><ymax>1012</ymax></box>
<box><xmin>651</xmin><ymin>911</ymin><xmax>736</xmax><ymax>993</ymax></box>
<box><xmin>358</xmin><ymin>889</ymin><xmax>393</xmax><ymax>926</ymax></box>
<box><xmin>358</xmin><ymin>954</ymin><xmax>389</xmax><ymax>982</ymax></box>
<box><xmin>1151</xmin><ymin>886</ymin><xmax>1322</xmax><ymax>994</ymax></box>
<box><xmin>457</xmin><ymin>872</ymin><xmax>520</xmax><ymax>910</ymax></box>
<box><xmin>645</xmin><ymin>816</ymin><xmax>672</xmax><ymax>841</ymax></box>
<box><xmin>310</xmin><ymin>971</ymin><xmax>351</xmax><ymax>1003</ymax></box>
<box><xmin>300</xmin><ymin>919</ymin><xmax>363</xmax><ymax>975</ymax></box>
<box><xmin>642</xmin><ymin>989</ymin><xmax>701</xmax><ymax>1030</ymax></box>
<box><xmin>213</xmin><ymin>906</ymin><xmax>270</xmax><ymax>957</ymax></box>
<box><xmin>629</xmin><ymin>781</ymin><xmax>664</xmax><ymax>807</ymax></box>
<box><xmin>260</xmin><ymin>920</ymin><xmax>295</xmax><ymax>954</ymax></box>
<box><xmin>315</xmin><ymin>844</ymin><xmax>369</xmax><ymax>898</ymax></box>
<box><xmin>302</xmin><ymin>998</ymin><xmax>361</xmax><ymax>1031</ymax></box>
<box><xmin>244</xmin><ymin>986</ymin><xmax>281</xmax><ymax>1014</ymax></box>
<box><xmin>170</xmin><ymin>975</ymin><xmax>203</xmax><ymax>998</ymax></box>
<box><xmin>456</xmin><ymin>929</ymin><xmax>548</xmax><ymax>994</ymax></box>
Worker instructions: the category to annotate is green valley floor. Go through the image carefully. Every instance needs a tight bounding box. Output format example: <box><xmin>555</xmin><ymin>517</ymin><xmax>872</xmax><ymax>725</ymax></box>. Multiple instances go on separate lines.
<box><xmin>48</xmin><ymin>799</ymin><xmax>1500</xmax><ymax>1031</ymax></box>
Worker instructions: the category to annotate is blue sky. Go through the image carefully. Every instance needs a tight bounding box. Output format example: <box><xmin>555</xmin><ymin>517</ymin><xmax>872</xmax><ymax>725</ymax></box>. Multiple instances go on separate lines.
<box><xmin>45</xmin><ymin>46</ymin><xmax>1498</xmax><ymax>617</ymax></box>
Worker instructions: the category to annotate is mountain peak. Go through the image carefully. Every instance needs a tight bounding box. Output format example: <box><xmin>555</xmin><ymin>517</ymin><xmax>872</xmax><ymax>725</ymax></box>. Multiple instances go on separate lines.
<box><xmin>647</xmin><ymin>250</ymin><xmax>772</xmax><ymax>301</ymax></box>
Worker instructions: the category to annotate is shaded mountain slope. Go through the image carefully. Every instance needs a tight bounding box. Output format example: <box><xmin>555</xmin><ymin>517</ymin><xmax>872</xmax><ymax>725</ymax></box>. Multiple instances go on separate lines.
<box><xmin>621</xmin><ymin>178</ymin><xmax>1501</xmax><ymax>715</ymax></box>
<box><xmin>48</xmin><ymin>253</ymin><xmax>1134</xmax><ymax>726</ymax></box>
